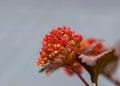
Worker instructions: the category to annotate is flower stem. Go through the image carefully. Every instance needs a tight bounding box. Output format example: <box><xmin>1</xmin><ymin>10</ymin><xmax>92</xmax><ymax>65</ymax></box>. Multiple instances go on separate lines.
<box><xmin>72</xmin><ymin>66</ymin><xmax>89</xmax><ymax>86</ymax></box>
<box><xmin>95</xmin><ymin>82</ymin><xmax>98</xmax><ymax>86</ymax></box>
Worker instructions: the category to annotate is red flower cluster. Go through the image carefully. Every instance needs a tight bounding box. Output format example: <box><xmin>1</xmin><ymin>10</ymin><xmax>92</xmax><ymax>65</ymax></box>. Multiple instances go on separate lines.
<box><xmin>36</xmin><ymin>26</ymin><xmax>104</xmax><ymax>76</ymax></box>
<box><xmin>36</xmin><ymin>26</ymin><xmax>83</xmax><ymax>75</ymax></box>
<box><xmin>35</xmin><ymin>26</ymin><xmax>120</xmax><ymax>86</ymax></box>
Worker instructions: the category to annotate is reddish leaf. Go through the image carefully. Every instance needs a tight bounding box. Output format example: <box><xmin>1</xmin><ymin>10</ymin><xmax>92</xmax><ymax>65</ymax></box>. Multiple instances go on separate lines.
<box><xmin>39</xmin><ymin>63</ymin><xmax>65</xmax><ymax>76</ymax></box>
<box><xmin>102</xmin><ymin>40</ymin><xmax>120</xmax><ymax>85</ymax></box>
<box><xmin>75</xmin><ymin>49</ymin><xmax>118</xmax><ymax>84</ymax></box>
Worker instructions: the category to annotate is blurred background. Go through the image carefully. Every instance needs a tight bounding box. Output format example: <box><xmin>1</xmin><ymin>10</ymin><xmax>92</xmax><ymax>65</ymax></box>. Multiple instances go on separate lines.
<box><xmin>0</xmin><ymin>0</ymin><xmax>120</xmax><ymax>86</ymax></box>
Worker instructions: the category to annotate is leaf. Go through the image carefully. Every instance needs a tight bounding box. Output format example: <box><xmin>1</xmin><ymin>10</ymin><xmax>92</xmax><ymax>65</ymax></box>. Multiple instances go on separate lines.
<box><xmin>75</xmin><ymin>49</ymin><xmax>118</xmax><ymax>84</ymax></box>
<box><xmin>101</xmin><ymin>40</ymin><xmax>120</xmax><ymax>85</ymax></box>
<box><xmin>103</xmin><ymin>59</ymin><xmax>119</xmax><ymax>75</ymax></box>
<box><xmin>77</xmin><ymin>39</ymin><xmax>104</xmax><ymax>55</ymax></box>
<box><xmin>39</xmin><ymin>63</ymin><xmax>65</xmax><ymax>76</ymax></box>
<box><xmin>38</xmin><ymin>66</ymin><xmax>47</xmax><ymax>72</ymax></box>
<box><xmin>114</xmin><ymin>40</ymin><xmax>120</xmax><ymax>58</ymax></box>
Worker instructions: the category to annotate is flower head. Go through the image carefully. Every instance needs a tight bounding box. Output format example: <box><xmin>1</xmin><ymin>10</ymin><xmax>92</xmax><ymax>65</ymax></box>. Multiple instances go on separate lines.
<box><xmin>36</xmin><ymin>26</ymin><xmax>83</xmax><ymax>75</ymax></box>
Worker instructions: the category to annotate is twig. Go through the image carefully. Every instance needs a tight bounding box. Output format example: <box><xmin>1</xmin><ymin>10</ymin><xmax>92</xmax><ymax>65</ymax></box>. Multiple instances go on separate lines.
<box><xmin>72</xmin><ymin>66</ymin><xmax>90</xmax><ymax>86</ymax></box>
<box><xmin>103</xmin><ymin>71</ymin><xmax>120</xmax><ymax>86</ymax></box>
<box><xmin>95</xmin><ymin>82</ymin><xmax>98</xmax><ymax>86</ymax></box>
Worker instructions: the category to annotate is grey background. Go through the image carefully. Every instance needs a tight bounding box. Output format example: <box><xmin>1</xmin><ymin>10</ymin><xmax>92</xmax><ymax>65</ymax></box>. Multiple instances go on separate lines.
<box><xmin>0</xmin><ymin>0</ymin><xmax>120</xmax><ymax>86</ymax></box>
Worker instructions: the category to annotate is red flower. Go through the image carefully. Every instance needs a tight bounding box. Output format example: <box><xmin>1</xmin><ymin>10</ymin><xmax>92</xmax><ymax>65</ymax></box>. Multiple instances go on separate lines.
<box><xmin>73</xmin><ymin>34</ymin><xmax>83</xmax><ymax>41</ymax></box>
<box><xmin>36</xmin><ymin>26</ymin><xmax>83</xmax><ymax>75</ymax></box>
<box><xmin>80</xmin><ymin>37</ymin><xmax>104</xmax><ymax>55</ymax></box>
<box><xmin>64</xmin><ymin>67</ymin><xmax>74</xmax><ymax>75</ymax></box>
<box><xmin>64</xmin><ymin>61</ymin><xmax>83</xmax><ymax>76</ymax></box>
